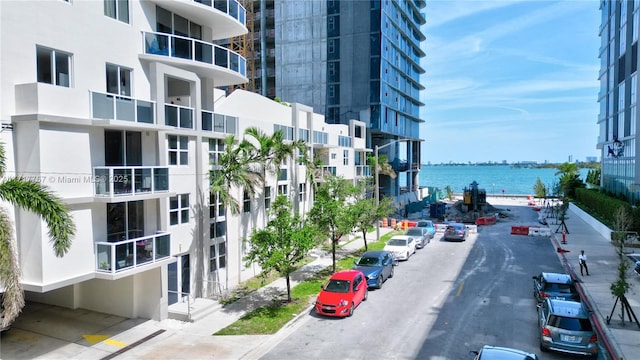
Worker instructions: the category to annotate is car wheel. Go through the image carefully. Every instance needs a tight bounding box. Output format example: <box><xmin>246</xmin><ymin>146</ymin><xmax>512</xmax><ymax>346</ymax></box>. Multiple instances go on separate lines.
<box><xmin>348</xmin><ymin>303</ymin><xmax>355</xmax><ymax>317</ymax></box>
<box><xmin>539</xmin><ymin>341</ymin><xmax>548</xmax><ymax>352</ymax></box>
<box><xmin>363</xmin><ymin>288</ymin><xmax>368</xmax><ymax>301</ymax></box>
<box><xmin>389</xmin><ymin>266</ymin><xmax>394</xmax><ymax>278</ymax></box>
<box><xmin>377</xmin><ymin>276</ymin><xmax>383</xmax><ymax>289</ymax></box>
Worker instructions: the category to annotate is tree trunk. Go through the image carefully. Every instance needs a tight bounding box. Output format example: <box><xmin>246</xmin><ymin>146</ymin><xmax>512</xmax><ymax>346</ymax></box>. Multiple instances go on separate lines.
<box><xmin>332</xmin><ymin>238</ymin><xmax>337</xmax><ymax>273</ymax></box>
<box><xmin>286</xmin><ymin>274</ymin><xmax>292</xmax><ymax>303</ymax></box>
<box><xmin>362</xmin><ymin>231</ymin><xmax>368</xmax><ymax>251</ymax></box>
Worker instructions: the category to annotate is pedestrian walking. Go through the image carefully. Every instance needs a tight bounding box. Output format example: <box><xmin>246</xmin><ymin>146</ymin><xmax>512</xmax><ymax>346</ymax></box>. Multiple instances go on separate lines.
<box><xmin>579</xmin><ymin>250</ymin><xmax>589</xmax><ymax>276</ymax></box>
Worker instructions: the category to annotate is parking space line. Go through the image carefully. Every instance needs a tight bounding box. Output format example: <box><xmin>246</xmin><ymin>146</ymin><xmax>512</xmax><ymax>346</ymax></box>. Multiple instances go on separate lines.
<box><xmin>456</xmin><ymin>281</ymin><xmax>464</xmax><ymax>297</ymax></box>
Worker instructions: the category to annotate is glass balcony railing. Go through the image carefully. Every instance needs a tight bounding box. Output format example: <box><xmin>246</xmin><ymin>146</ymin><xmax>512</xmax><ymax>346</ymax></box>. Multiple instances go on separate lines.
<box><xmin>91</xmin><ymin>91</ymin><xmax>155</xmax><ymax>124</ymax></box>
<box><xmin>194</xmin><ymin>0</ymin><xmax>246</xmax><ymax>26</ymax></box>
<box><xmin>165</xmin><ymin>104</ymin><xmax>194</xmax><ymax>129</ymax></box>
<box><xmin>96</xmin><ymin>232</ymin><xmax>171</xmax><ymax>273</ymax></box>
<box><xmin>93</xmin><ymin>166</ymin><xmax>169</xmax><ymax>197</ymax></box>
<box><xmin>202</xmin><ymin>111</ymin><xmax>237</xmax><ymax>134</ymax></box>
<box><xmin>143</xmin><ymin>31</ymin><xmax>246</xmax><ymax>78</ymax></box>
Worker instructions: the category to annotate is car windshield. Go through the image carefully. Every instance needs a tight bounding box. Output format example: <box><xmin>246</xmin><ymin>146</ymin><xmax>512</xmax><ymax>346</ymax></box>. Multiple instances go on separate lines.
<box><xmin>387</xmin><ymin>239</ymin><xmax>407</xmax><ymax>246</ymax></box>
<box><xmin>417</xmin><ymin>221</ymin><xmax>433</xmax><ymax>227</ymax></box>
<box><xmin>324</xmin><ymin>279</ymin><xmax>351</xmax><ymax>293</ymax></box>
<box><xmin>548</xmin><ymin>315</ymin><xmax>592</xmax><ymax>331</ymax></box>
<box><xmin>356</xmin><ymin>256</ymin><xmax>381</xmax><ymax>266</ymax></box>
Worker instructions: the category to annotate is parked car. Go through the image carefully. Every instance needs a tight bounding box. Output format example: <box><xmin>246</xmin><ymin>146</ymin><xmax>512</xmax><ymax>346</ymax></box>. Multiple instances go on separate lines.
<box><xmin>626</xmin><ymin>253</ymin><xmax>640</xmax><ymax>277</ymax></box>
<box><xmin>532</xmin><ymin>272</ymin><xmax>579</xmax><ymax>303</ymax></box>
<box><xmin>383</xmin><ymin>235</ymin><xmax>416</xmax><ymax>261</ymax></box>
<box><xmin>469</xmin><ymin>345</ymin><xmax>538</xmax><ymax>360</ymax></box>
<box><xmin>315</xmin><ymin>270</ymin><xmax>368</xmax><ymax>317</ymax></box>
<box><xmin>443</xmin><ymin>222</ymin><xmax>468</xmax><ymax>241</ymax></box>
<box><xmin>416</xmin><ymin>219</ymin><xmax>436</xmax><ymax>239</ymax></box>
<box><xmin>404</xmin><ymin>227</ymin><xmax>430</xmax><ymax>248</ymax></box>
<box><xmin>537</xmin><ymin>298</ymin><xmax>598</xmax><ymax>357</ymax></box>
<box><xmin>352</xmin><ymin>250</ymin><xmax>395</xmax><ymax>289</ymax></box>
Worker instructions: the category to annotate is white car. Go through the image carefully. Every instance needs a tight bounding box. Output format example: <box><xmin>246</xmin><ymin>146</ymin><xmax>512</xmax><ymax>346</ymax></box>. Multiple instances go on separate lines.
<box><xmin>383</xmin><ymin>235</ymin><xmax>416</xmax><ymax>261</ymax></box>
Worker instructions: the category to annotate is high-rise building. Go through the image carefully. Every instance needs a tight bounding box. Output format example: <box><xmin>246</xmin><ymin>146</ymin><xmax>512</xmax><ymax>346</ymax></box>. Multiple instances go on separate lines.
<box><xmin>598</xmin><ymin>1</ymin><xmax>640</xmax><ymax>202</ymax></box>
<box><xmin>244</xmin><ymin>0</ymin><xmax>426</xmax><ymax>202</ymax></box>
<box><xmin>0</xmin><ymin>0</ymin><xmax>368</xmax><ymax>321</ymax></box>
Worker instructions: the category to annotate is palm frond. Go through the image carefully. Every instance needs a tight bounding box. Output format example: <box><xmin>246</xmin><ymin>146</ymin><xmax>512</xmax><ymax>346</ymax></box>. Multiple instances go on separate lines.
<box><xmin>0</xmin><ymin>178</ymin><xmax>75</xmax><ymax>257</ymax></box>
<box><xmin>0</xmin><ymin>207</ymin><xmax>24</xmax><ymax>327</ymax></box>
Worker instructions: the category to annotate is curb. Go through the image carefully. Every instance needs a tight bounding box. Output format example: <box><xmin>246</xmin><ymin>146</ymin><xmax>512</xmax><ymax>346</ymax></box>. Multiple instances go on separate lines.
<box><xmin>549</xmin><ymin>231</ymin><xmax>622</xmax><ymax>360</ymax></box>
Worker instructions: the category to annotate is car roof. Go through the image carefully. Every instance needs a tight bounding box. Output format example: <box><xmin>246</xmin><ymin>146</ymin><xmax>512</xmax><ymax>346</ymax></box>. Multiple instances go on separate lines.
<box><xmin>540</xmin><ymin>272</ymin><xmax>573</xmax><ymax>283</ymax></box>
<box><xmin>330</xmin><ymin>270</ymin><xmax>363</xmax><ymax>280</ymax></box>
<box><xmin>360</xmin><ymin>250</ymin><xmax>388</xmax><ymax>258</ymax></box>
<box><xmin>405</xmin><ymin>227</ymin><xmax>425</xmax><ymax>233</ymax></box>
<box><xmin>547</xmin><ymin>299</ymin><xmax>588</xmax><ymax>318</ymax></box>
<box><xmin>389</xmin><ymin>235</ymin><xmax>413</xmax><ymax>240</ymax></box>
<box><xmin>417</xmin><ymin>220</ymin><xmax>433</xmax><ymax>225</ymax></box>
<box><xmin>479</xmin><ymin>345</ymin><xmax>537</xmax><ymax>359</ymax></box>
<box><xmin>447</xmin><ymin>223</ymin><xmax>465</xmax><ymax>228</ymax></box>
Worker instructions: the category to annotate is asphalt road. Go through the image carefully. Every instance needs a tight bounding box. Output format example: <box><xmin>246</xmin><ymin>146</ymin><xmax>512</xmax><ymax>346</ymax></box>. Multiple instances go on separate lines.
<box><xmin>261</xmin><ymin>205</ymin><xmax>607</xmax><ymax>360</ymax></box>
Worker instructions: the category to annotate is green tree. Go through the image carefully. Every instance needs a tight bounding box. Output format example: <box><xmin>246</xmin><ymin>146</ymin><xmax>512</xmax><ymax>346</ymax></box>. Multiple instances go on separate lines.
<box><xmin>367</xmin><ymin>153</ymin><xmax>397</xmax><ymax>179</ymax></box>
<box><xmin>348</xmin><ymin>182</ymin><xmax>394</xmax><ymax>251</ymax></box>
<box><xmin>533</xmin><ymin>177</ymin><xmax>547</xmax><ymax>198</ymax></box>
<box><xmin>444</xmin><ymin>185</ymin><xmax>454</xmax><ymax>201</ymax></box>
<box><xmin>308</xmin><ymin>176</ymin><xmax>358</xmax><ymax>273</ymax></box>
<box><xmin>610</xmin><ymin>207</ymin><xmax>633</xmax><ymax>300</ymax></box>
<box><xmin>300</xmin><ymin>147</ymin><xmax>329</xmax><ymax>212</ymax></box>
<box><xmin>555</xmin><ymin>162</ymin><xmax>584</xmax><ymax>198</ymax></box>
<box><xmin>0</xmin><ymin>143</ymin><xmax>76</xmax><ymax>328</ymax></box>
<box><xmin>244</xmin><ymin>195</ymin><xmax>319</xmax><ymax>302</ymax></box>
<box><xmin>210</xmin><ymin>135</ymin><xmax>263</xmax><ymax>290</ymax></box>
<box><xmin>585</xmin><ymin>167</ymin><xmax>601</xmax><ymax>186</ymax></box>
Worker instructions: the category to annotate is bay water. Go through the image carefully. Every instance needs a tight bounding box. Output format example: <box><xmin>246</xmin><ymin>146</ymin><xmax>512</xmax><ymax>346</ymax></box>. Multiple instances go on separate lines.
<box><xmin>418</xmin><ymin>165</ymin><xmax>587</xmax><ymax>196</ymax></box>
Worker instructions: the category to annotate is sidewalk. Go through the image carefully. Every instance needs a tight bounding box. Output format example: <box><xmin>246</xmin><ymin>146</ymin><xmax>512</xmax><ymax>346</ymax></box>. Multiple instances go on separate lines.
<box><xmin>544</xmin><ymin>204</ymin><xmax>640</xmax><ymax>360</ymax></box>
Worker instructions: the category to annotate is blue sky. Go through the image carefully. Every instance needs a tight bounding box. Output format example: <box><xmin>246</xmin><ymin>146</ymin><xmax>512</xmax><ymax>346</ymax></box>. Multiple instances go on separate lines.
<box><xmin>421</xmin><ymin>0</ymin><xmax>601</xmax><ymax>164</ymax></box>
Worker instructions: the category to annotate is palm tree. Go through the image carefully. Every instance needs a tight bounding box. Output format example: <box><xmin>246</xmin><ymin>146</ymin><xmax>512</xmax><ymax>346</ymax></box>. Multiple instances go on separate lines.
<box><xmin>210</xmin><ymin>135</ymin><xmax>262</xmax><ymax>289</ymax></box>
<box><xmin>0</xmin><ymin>142</ymin><xmax>76</xmax><ymax>328</ymax></box>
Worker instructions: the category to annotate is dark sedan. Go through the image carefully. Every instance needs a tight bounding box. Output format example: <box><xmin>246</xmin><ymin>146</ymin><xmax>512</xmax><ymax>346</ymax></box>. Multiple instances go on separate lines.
<box><xmin>352</xmin><ymin>250</ymin><xmax>395</xmax><ymax>289</ymax></box>
<box><xmin>443</xmin><ymin>223</ymin><xmax>468</xmax><ymax>241</ymax></box>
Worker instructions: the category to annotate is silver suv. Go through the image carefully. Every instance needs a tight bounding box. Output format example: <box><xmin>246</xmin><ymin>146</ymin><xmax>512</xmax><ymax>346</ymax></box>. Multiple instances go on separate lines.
<box><xmin>537</xmin><ymin>298</ymin><xmax>598</xmax><ymax>357</ymax></box>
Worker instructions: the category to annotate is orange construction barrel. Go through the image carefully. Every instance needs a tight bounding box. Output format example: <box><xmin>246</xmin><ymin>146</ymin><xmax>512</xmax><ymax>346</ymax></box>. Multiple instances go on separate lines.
<box><xmin>391</xmin><ymin>218</ymin><xmax>397</xmax><ymax>229</ymax></box>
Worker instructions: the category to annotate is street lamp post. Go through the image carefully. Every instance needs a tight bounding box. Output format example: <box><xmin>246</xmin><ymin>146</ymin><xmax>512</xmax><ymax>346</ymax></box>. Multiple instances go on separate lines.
<box><xmin>375</xmin><ymin>139</ymin><xmax>409</xmax><ymax>241</ymax></box>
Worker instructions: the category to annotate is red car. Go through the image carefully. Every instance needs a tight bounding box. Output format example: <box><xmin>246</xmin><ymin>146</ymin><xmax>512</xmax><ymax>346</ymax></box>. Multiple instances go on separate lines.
<box><xmin>315</xmin><ymin>270</ymin><xmax>368</xmax><ymax>317</ymax></box>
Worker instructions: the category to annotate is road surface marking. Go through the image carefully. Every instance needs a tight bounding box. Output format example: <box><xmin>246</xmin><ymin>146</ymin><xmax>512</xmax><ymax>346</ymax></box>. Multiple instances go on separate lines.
<box><xmin>456</xmin><ymin>281</ymin><xmax>464</xmax><ymax>297</ymax></box>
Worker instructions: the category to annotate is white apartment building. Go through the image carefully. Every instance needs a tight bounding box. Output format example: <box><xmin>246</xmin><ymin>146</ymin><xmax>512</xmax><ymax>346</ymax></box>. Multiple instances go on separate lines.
<box><xmin>0</xmin><ymin>0</ymin><xmax>369</xmax><ymax>321</ymax></box>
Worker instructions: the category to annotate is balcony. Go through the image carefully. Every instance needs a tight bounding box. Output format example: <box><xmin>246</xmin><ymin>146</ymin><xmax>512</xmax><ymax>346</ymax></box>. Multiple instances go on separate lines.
<box><xmin>392</xmin><ymin>160</ymin><xmax>409</xmax><ymax>172</ymax></box>
<box><xmin>141</xmin><ymin>31</ymin><xmax>247</xmax><ymax>87</ymax></box>
<box><xmin>165</xmin><ymin>103</ymin><xmax>194</xmax><ymax>129</ymax></box>
<box><xmin>202</xmin><ymin>111</ymin><xmax>237</xmax><ymax>135</ymax></box>
<box><xmin>147</xmin><ymin>0</ymin><xmax>246</xmax><ymax>40</ymax></box>
<box><xmin>91</xmin><ymin>91</ymin><xmax>156</xmax><ymax>125</ymax></box>
<box><xmin>96</xmin><ymin>232</ymin><xmax>171</xmax><ymax>274</ymax></box>
<box><xmin>93</xmin><ymin>166</ymin><xmax>169</xmax><ymax>198</ymax></box>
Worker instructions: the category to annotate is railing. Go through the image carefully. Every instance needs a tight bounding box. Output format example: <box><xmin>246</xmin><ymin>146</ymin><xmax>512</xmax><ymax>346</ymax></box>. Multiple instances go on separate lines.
<box><xmin>195</xmin><ymin>0</ymin><xmax>246</xmax><ymax>26</ymax></box>
<box><xmin>356</xmin><ymin>165</ymin><xmax>371</xmax><ymax>177</ymax></box>
<box><xmin>142</xmin><ymin>31</ymin><xmax>246</xmax><ymax>77</ymax></box>
<box><xmin>93</xmin><ymin>166</ymin><xmax>169</xmax><ymax>197</ymax></box>
<box><xmin>96</xmin><ymin>232</ymin><xmax>171</xmax><ymax>274</ymax></box>
<box><xmin>165</xmin><ymin>103</ymin><xmax>194</xmax><ymax>129</ymax></box>
<box><xmin>392</xmin><ymin>160</ymin><xmax>409</xmax><ymax>172</ymax></box>
<box><xmin>91</xmin><ymin>91</ymin><xmax>156</xmax><ymax>124</ymax></box>
<box><xmin>202</xmin><ymin>111</ymin><xmax>237</xmax><ymax>134</ymax></box>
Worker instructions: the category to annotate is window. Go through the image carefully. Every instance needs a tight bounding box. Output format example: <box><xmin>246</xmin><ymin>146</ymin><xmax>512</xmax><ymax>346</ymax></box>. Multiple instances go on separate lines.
<box><xmin>209</xmin><ymin>192</ymin><xmax>224</xmax><ymax>219</ymax></box>
<box><xmin>264</xmin><ymin>186</ymin><xmax>271</xmax><ymax>209</ymax></box>
<box><xmin>209</xmin><ymin>240</ymin><xmax>226</xmax><ymax>271</ymax></box>
<box><xmin>298</xmin><ymin>183</ymin><xmax>306</xmax><ymax>202</ymax></box>
<box><xmin>104</xmin><ymin>0</ymin><xmax>129</xmax><ymax>23</ymax></box>
<box><xmin>37</xmin><ymin>46</ymin><xmax>71</xmax><ymax>87</ymax></box>
<box><xmin>210</xmin><ymin>220</ymin><xmax>226</xmax><ymax>237</ymax></box>
<box><xmin>209</xmin><ymin>138</ymin><xmax>225</xmax><ymax>166</ymax></box>
<box><xmin>343</xmin><ymin>149</ymin><xmax>349</xmax><ymax>165</ymax></box>
<box><xmin>170</xmin><ymin>194</ymin><xmax>190</xmax><ymax>225</ymax></box>
<box><xmin>107</xmin><ymin>201</ymin><xmax>144</xmax><ymax>241</ymax></box>
<box><xmin>331</xmin><ymin>153</ymin><xmax>337</xmax><ymax>160</ymax></box>
<box><xmin>243</xmin><ymin>191</ymin><xmax>250</xmax><ymax>213</ymax></box>
<box><xmin>168</xmin><ymin>135</ymin><xmax>188</xmax><ymax>165</ymax></box>
<box><xmin>106</xmin><ymin>63</ymin><xmax>131</xmax><ymax>96</ymax></box>
<box><xmin>278</xmin><ymin>184</ymin><xmax>288</xmax><ymax>196</ymax></box>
